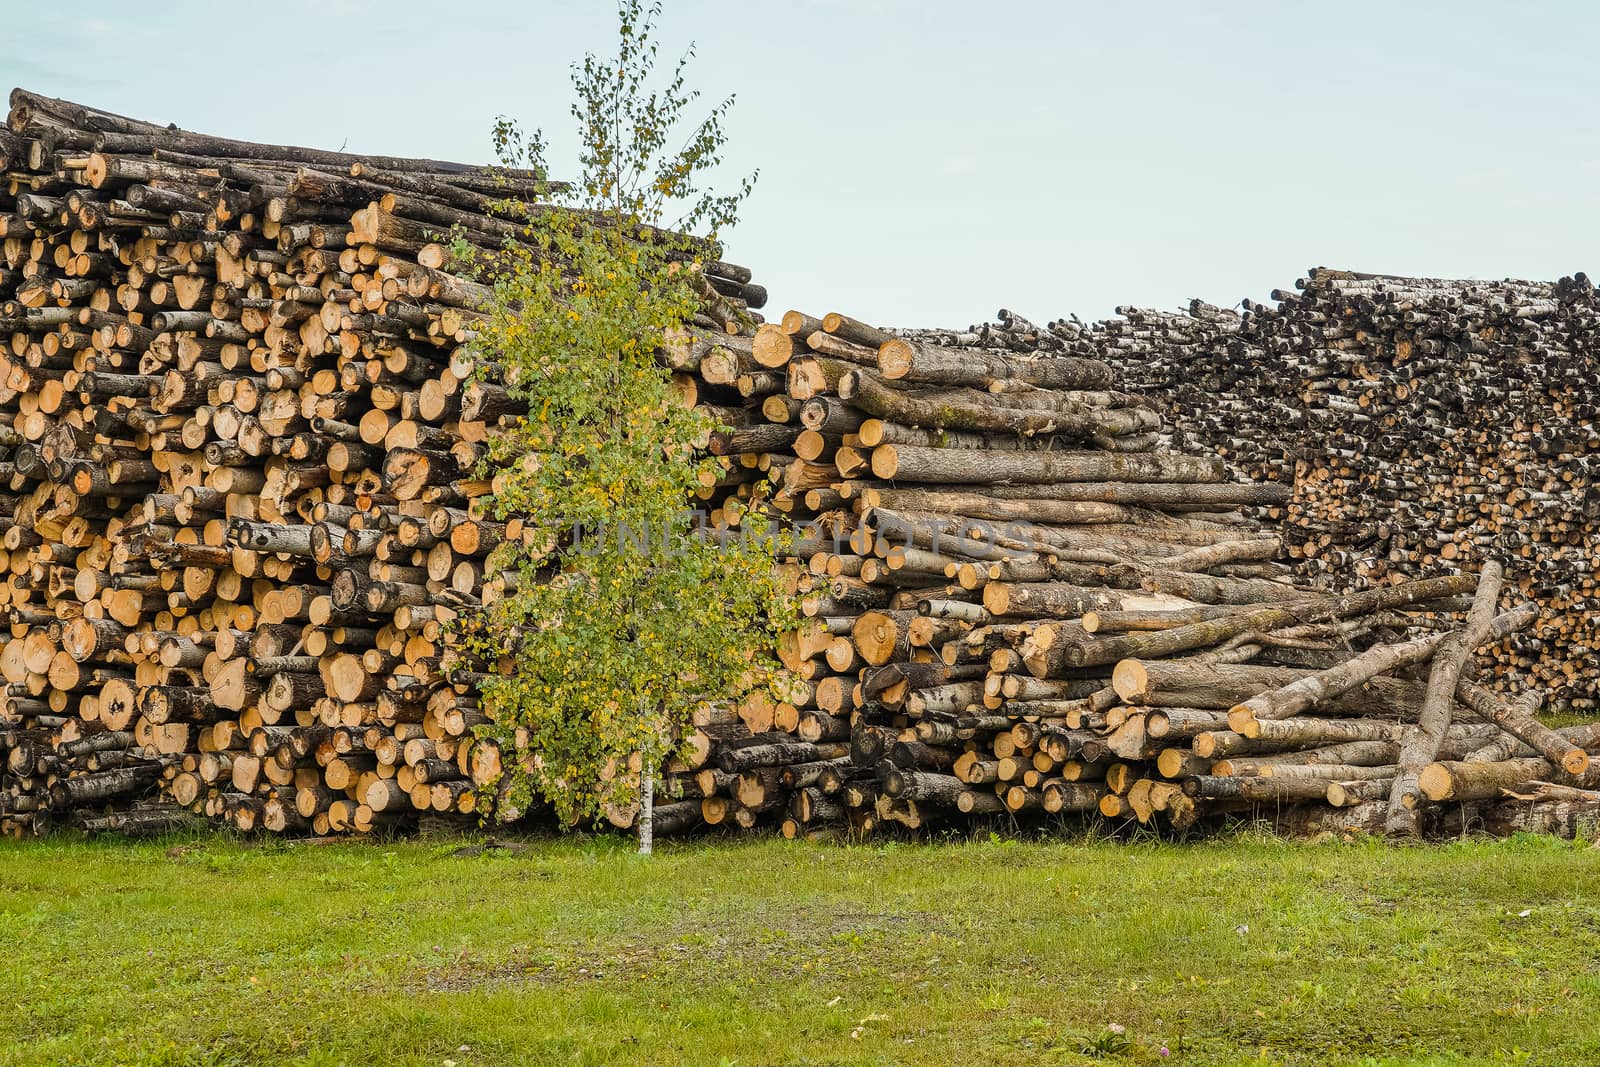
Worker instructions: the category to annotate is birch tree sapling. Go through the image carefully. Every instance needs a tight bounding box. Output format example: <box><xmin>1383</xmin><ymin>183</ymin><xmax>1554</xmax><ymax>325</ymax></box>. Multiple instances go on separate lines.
<box><xmin>455</xmin><ymin>0</ymin><xmax>787</xmax><ymax>852</ymax></box>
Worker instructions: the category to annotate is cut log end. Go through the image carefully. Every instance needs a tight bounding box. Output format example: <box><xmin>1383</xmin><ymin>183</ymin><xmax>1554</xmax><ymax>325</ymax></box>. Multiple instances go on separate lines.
<box><xmin>1110</xmin><ymin>659</ymin><xmax>1148</xmax><ymax>703</ymax></box>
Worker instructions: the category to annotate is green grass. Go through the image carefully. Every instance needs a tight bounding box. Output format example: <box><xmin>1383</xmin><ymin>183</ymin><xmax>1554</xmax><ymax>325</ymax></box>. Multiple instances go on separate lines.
<box><xmin>1537</xmin><ymin>708</ymin><xmax>1592</xmax><ymax>730</ymax></box>
<box><xmin>3</xmin><ymin>830</ymin><xmax>1598</xmax><ymax>1066</ymax></box>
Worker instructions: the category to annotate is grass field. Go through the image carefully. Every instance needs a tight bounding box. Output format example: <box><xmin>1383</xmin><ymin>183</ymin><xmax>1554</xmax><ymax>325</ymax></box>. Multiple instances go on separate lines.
<box><xmin>3</xmin><ymin>830</ymin><xmax>1598</xmax><ymax>1066</ymax></box>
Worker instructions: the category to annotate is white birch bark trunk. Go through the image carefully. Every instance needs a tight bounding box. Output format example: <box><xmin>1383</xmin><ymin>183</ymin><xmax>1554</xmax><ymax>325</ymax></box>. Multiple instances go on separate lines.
<box><xmin>638</xmin><ymin>763</ymin><xmax>655</xmax><ymax>855</ymax></box>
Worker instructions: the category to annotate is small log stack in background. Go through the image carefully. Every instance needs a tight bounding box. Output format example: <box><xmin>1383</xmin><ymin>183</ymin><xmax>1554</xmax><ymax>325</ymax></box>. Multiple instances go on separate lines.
<box><xmin>1052</xmin><ymin>270</ymin><xmax>1600</xmax><ymax>707</ymax></box>
<box><xmin>2</xmin><ymin>89</ymin><xmax>1595</xmax><ymax>842</ymax></box>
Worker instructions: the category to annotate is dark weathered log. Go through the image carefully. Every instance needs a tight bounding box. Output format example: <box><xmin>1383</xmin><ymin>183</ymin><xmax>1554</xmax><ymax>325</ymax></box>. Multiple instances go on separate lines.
<box><xmin>840</xmin><ymin>369</ymin><xmax>1153</xmax><ymax>439</ymax></box>
<box><xmin>869</xmin><ymin>444</ymin><xmax>1224</xmax><ymax>485</ymax></box>
<box><xmin>50</xmin><ymin>764</ymin><xmax>161</xmax><ymax>805</ymax></box>
<box><xmin>1477</xmin><ymin>791</ymin><xmax>1600</xmax><ymax>838</ymax></box>
<box><xmin>878</xmin><ymin>769</ymin><xmax>965</xmax><ymax>805</ymax></box>
<box><xmin>718</xmin><ymin>741</ymin><xmax>848</xmax><ymax>774</ymax></box>
<box><xmin>1183</xmin><ymin>775</ymin><xmax>1336</xmax><ymax>803</ymax></box>
<box><xmin>1275</xmin><ymin>801</ymin><xmax>1388</xmax><ymax>836</ymax></box>
<box><xmin>876</xmin><ymin>337</ymin><xmax>1113</xmax><ymax>390</ymax></box>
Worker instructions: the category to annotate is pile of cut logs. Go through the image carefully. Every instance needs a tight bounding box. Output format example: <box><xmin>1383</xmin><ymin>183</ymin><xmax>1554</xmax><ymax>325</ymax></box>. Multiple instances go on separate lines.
<box><xmin>3</xmin><ymin>89</ymin><xmax>1595</xmax><ymax>843</ymax></box>
<box><xmin>669</xmin><ymin>306</ymin><xmax>1600</xmax><ymax>841</ymax></box>
<box><xmin>1058</xmin><ymin>271</ymin><xmax>1600</xmax><ymax>707</ymax></box>
<box><xmin>0</xmin><ymin>88</ymin><xmax>763</xmax><ymax>836</ymax></box>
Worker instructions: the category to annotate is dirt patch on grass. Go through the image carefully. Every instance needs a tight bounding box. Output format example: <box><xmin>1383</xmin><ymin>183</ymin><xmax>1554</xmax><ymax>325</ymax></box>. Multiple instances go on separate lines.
<box><xmin>420</xmin><ymin>905</ymin><xmax>952</xmax><ymax>992</ymax></box>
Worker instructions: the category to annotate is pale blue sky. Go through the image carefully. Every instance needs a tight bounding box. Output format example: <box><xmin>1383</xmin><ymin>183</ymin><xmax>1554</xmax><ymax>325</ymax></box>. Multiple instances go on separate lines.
<box><xmin>8</xmin><ymin>1</ymin><xmax>1598</xmax><ymax>326</ymax></box>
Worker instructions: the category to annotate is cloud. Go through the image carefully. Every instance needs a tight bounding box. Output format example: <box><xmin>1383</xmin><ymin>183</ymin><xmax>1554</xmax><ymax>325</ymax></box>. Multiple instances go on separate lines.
<box><xmin>83</xmin><ymin>18</ymin><xmax>110</xmax><ymax>33</ymax></box>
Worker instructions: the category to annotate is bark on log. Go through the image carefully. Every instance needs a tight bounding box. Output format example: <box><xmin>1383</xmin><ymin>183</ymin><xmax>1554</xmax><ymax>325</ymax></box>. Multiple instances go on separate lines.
<box><xmin>1386</xmin><ymin>563</ymin><xmax>1506</xmax><ymax>835</ymax></box>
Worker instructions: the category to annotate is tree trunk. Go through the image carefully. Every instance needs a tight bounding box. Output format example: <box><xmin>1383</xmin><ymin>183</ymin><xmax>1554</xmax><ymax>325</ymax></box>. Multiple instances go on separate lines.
<box><xmin>639</xmin><ymin>764</ymin><xmax>654</xmax><ymax>856</ymax></box>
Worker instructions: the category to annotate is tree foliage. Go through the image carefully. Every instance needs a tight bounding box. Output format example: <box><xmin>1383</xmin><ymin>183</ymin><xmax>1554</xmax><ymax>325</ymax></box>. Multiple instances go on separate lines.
<box><xmin>455</xmin><ymin>0</ymin><xmax>789</xmax><ymax>830</ymax></box>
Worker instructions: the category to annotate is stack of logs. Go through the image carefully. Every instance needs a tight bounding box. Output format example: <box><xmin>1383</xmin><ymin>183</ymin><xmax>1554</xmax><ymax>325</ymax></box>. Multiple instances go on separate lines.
<box><xmin>666</xmin><ymin>306</ymin><xmax>1600</xmax><ymax>841</ymax></box>
<box><xmin>1051</xmin><ymin>271</ymin><xmax>1600</xmax><ymax>707</ymax></box>
<box><xmin>3</xmin><ymin>88</ymin><xmax>1595</xmax><ymax>842</ymax></box>
<box><xmin>0</xmin><ymin>88</ymin><xmax>764</xmax><ymax>836</ymax></box>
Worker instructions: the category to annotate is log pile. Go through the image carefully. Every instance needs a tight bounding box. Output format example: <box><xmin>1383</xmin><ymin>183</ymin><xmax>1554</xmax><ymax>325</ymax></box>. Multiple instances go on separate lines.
<box><xmin>2</xmin><ymin>88</ymin><xmax>1594</xmax><ymax>843</ymax></box>
<box><xmin>662</xmin><ymin>308</ymin><xmax>1600</xmax><ymax>841</ymax></box>
<box><xmin>0</xmin><ymin>88</ymin><xmax>763</xmax><ymax>836</ymax></box>
<box><xmin>1052</xmin><ymin>270</ymin><xmax>1600</xmax><ymax>707</ymax></box>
